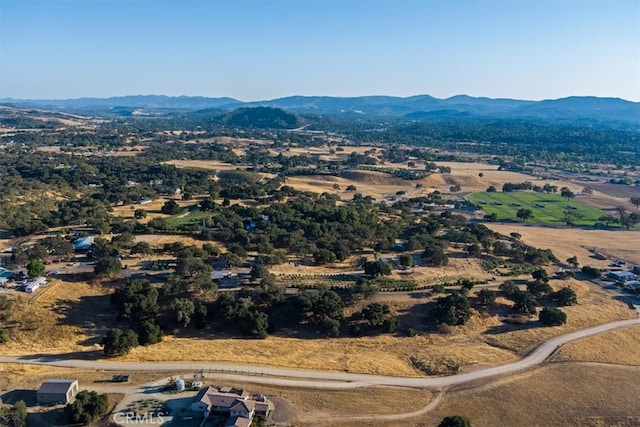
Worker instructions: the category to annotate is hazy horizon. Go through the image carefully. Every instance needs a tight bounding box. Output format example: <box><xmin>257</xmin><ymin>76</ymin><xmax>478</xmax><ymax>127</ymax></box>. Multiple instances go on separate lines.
<box><xmin>1</xmin><ymin>92</ymin><xmax>638</xmax><ymax>104</ymax></box>
<box><xmin>1</xmin><ymin>0</ymin><xmax>639</xmax><ymax>101</ymax></box>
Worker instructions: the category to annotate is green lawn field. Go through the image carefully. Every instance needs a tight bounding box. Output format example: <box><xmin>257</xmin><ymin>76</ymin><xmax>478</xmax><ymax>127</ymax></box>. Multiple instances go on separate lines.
<box><xmin>467</xmin><ymin>191</ymin><xmax>607</xmax><ymax>226</ymax></box>
<box><xmin>166</xmin><ymin>208</ymin><xmax>210</xmax><ymax>228</ymax></box>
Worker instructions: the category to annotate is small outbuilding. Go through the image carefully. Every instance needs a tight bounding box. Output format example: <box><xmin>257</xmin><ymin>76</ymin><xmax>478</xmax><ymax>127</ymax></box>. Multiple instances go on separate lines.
<box><xmin>73</xmin><ymin>236</ymin><xmax>95</xmax><ymax>252</ymax></box>
<box><xmin>608</xmin><ymin>271</ymin><xmax>638</xmax><ymax>283</ymax></box>
<box><xmin>0</xmin><ymin>267</ymin><xmax>14</xmax><ymax>285</ymax></box>
<box><xmin>24</xmin><ymin>276</ymin><xmax>46</xmax><ymax>293</ymax></box>
<box><xmin>37</xmin><ymin>379</ymin><xmax>79</xmax><ymax>405</ymax></box>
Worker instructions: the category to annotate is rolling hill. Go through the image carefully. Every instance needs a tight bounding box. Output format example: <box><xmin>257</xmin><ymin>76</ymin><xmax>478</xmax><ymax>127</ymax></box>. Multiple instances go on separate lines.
<box><xmin>1</xmin><ymin>94</ymin><xmax>638</xmax><ymax>123</ymax></box>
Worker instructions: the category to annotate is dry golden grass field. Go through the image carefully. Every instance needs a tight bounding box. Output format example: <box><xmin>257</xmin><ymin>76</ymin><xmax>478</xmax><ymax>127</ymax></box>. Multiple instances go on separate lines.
<box><xmin>1</xmin><ymin>279</ymin><xmax>115</xmax><ymax>357</ymax></box>
<box><xmin>105</xmin><ymin>276</ymin><xmax>632</xmax><ymax>375</ymax></box>
<box><xmin>342</xmin><ymin>363</ymin><xmax>640</xmax><ymax>427</ymax></box>
<box><xmin>118</xmin><ymin>334</ymin><xmax>516</xmax><ymax>377</ymax></box>
<box><xmin>2</xmin><ymin>263</ymin><xmax>633</xmax><ymax>377</ymax></box>
<box><xmin>282</xmin><ymin>157</ymin><xmax>637</xmax><ymax>211</ymax></box>
<box><xmin>36</xmin><ymin>145</ymin><xmax>147</xmax><ymax>157</ymax></box>
<box><xmin>271</xmin><ymin>249</ymin><xmax>493</xmax><ymax>283</ymax></box>
<box><xmin>279</xmin><ymin>385</ymin><xmax>433</xmax><ymax>424</ymax></box>
<box><xmin>479</xmin><ymin>277</ymin><xmax>633</xmax><ymax>353</ymax></box>
<box><xmin>111</xmin><ymin>197</ymin><xmax>196</xmax><ymax>223</ymax></box>
<box><xmin>285</xmin><ymin>171</ymin><xmax>431</xmax><ymax>200</ymax></box>
<box><xmin>484</xmin><ymin>225</ymin><xmax>640</xmax><ymax>267</ymax></box>
<box><xmin>2</xmin><ymin>363</ymin><xmax>637</xmax><ymax>427</ymax></box>
<box><xmin>164</xmin><ymin>159</ymin><xmax>251</xmax><ymax>171</ymax></box>
<box><xmin>552</xmin><ymin>325</ymin><xmax>640</xmax><ymax>366</ymax></box>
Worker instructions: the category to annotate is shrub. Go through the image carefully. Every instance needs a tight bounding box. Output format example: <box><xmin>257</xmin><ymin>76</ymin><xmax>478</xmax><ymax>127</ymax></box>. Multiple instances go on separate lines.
<box><xmin>477</xmin><ymin>289</ymin><xmax>497</xmax><ymax>307</ymax></box>
<box><xmin>422</xmin><ymin>246</ymin><xmax>449</xmax><ymax>266</ymax></box>
<box><xmin>581</xmin><ymin>265</ymin><xmax>601</xmax><ymax>278</ymax></box>
<box><xmin>552</xmin><ymin>287</ymin><xmax>578</xmax><ymax>306</ymax></box>
<box><xmin>406</xmin><ymin>328</ymin><xmax>418</xmax><ymax>337</ymax></box>
<box><xmin>439</xmin><ymin>415</ymin><xmax>472</xmax><ymax>427</ymax></box>
<box><xmin>101</xmin><ymin>328</ymin><xmax>139</xmax><ymax>356</ymax></box>
<box><xmin>499</xmin><ymin>281</ymin><xmax>519</xmax><ymax>299</ymax></box>
<box><xmin>138</xmin><ymin>320</ymin><xmax>163</xmax><ymax>345</ymax></box>
<box><xmin>94</xmin><ymin>256</ymin><xmax>122</xmax><ymax>276</ymax></box>
<box><xmin>512</xmin><ymin>291</ymin><xmax>538</xmax><ymax>315</ymax></box>
<box><xmin>0</xmin><ymin>401</ymin><xmax>27</xmax><ymax>427</ymax></box>
<box><xmin>526</xmin><ymin>280</ymin><xmax>553</xmax><ymax>298</ymax></box>
<box><xmin>539</xmin><ymin>307</ymin><xmax>567</xmax><ymax>326</ymax></box>
<box><xmin>432</xmin><ymin>292</ymin><xmax>471</xmax><ymax>326</ymax></box>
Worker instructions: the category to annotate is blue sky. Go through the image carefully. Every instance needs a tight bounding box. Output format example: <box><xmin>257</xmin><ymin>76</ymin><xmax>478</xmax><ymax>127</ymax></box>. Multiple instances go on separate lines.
<box><xmin>1</xmin><ymin>0</ymin><xmax>639</xmax><ymax>101</ymax></box>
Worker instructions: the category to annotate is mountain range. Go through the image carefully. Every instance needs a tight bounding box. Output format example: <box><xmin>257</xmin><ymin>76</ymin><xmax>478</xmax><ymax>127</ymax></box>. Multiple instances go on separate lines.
<box><xmin>1</xmin><ymin>94</ymin><xmax>638</xmax><ymax>123</ymax></box>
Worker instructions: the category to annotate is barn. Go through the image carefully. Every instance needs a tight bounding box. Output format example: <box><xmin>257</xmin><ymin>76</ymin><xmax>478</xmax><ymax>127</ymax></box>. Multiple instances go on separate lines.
<box><xmin>37</xmin><ymin>379</ymin><xmax>79</xmax><ymax>405</ymax></box>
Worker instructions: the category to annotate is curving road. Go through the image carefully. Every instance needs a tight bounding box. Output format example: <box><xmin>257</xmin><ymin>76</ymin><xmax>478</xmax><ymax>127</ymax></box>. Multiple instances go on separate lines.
<box><xmin>1</xmin><ymin>315</ymin><xmax>639</xmax><ymax>390</ymax></box>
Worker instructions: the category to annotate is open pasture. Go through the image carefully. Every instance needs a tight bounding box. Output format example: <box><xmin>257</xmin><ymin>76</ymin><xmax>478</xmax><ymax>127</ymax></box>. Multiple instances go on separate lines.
<box><xmin>468</xmin><ymin>191</ymin><xmax>606</xmax><ymax>226</ymax></box>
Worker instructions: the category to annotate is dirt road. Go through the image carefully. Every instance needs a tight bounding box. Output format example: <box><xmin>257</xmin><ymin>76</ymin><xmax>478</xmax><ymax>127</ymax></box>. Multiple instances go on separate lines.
<box><xmin>1</xmin><ymin>315</ymin><xmax>638</xmax><ymax>390</ymax></box>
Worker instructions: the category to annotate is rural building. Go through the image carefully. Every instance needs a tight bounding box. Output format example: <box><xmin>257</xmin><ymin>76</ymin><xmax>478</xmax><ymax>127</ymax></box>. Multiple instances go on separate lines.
<box><xmin>633</xmin><ymin>265</ymin><xmax>640</xmax><ymax>275</ymax></box>
<box><xmin>136</xmin><ymin>198</ymin><xmax>153</xmax><ymax>205</ymax></box>
<box><xmin>37</xmin><ymin>379</ymin><xmax>79</xmax><ymax>405</ymax></box>
<box><xmin>230</xmin><ymin>400</ymin><xmax>255</xmax><ymax>419</ymax></box>
<box><xmin>211</xmin><ymin>270</ymin><xmax>233</xmax><ymax>280</ymax></box>
<box><xmin>607</xmin><ymin>271</ymin><xmax>638</xmax><ymax>283</ymax></box>
<box><xmin>225</xmin><ymin>416</ymin><xmax>251</xmax><ymax>427</ymax></box>
<box><xmin>0</xmin><ymin>267</ymin><xmax>14</xmax><ymax>285</ymax></box>
<box><xmin>190</xmin><ymin>386</ymin><xmax>269</xmax><ymax>425</ymax></box>
<box><xmin>73</xmin><ymin>236</ymin><xmax>94</xmax><ymax>251</ymax></box>
<box><xmin>24</xmin><ymin>277</ymin><xmax>46</xmax><ymax>293</ymax></box>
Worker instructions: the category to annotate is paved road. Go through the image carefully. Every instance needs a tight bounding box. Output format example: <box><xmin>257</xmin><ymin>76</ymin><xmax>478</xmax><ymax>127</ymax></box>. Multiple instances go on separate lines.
<box><xmin>2</xmin><ymin>315</ymin><xmax>638</xmax><ymax>390</ymax></box>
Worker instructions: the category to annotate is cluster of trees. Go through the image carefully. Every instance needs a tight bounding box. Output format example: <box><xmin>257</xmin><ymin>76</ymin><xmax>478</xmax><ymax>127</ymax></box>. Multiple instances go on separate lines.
<box><xmin>11</xmin><ymin>235</ymin><xmax>74</xmax><ymax>268</ymax></box>
<box><xmin>0</xmin><ymin>401</ymin><xmax>27</xmax><ymax>427</ymax></box>
<box><xmin>102</xmin><ymin>271</ymin><xmax>395</xmax><ymax>348</ymax></box>
<box><xmin>214</xmin><ymin>285</ymin><xmax>345</xmax><ymax>338</ymax></box>
<box><xmin>3</xmin><ymin>101</ymin><xmax>639</xmax><ymax>239</ymax></box>
<box><xmin>498</xmin><ymin>269</ymin><xmax>575</xmax><ymax>324</ymax></box>
<box><xmin>65</xmin><ymin>390</ymin><xmax>109</xmax><ymax>425</ymax></box>
<box><xmin>102</xmin><ymin>279</ymin><xmax>162</xmax><ymax>356</ymax></box>
<box><xmin>597</xmin><ymin>206</ymin><xmax>639</xmax><ymax>230</ymax></box>
<box><xmin>430</xmin><ymin>268</ymin><xmax>576</xmax><ymax>327</ymax></box>
<box><xmin>354</xmin><ymin>302</ymin><xmax>398</xmax><ymax>334</ymax></box>
<box><xmin>332</xmin><ymin>116</ymin><xmax>640</xmax><ymax>166</ymax></box>
<box><xmin>615</xmin><ymin>207</ymin><xmax>640</xmax><ymax>230</ymax></box>
<box><xmin>432</xmin><ymin>292</ymin><xmax>472</xmax><ymax>326</ymax></box>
